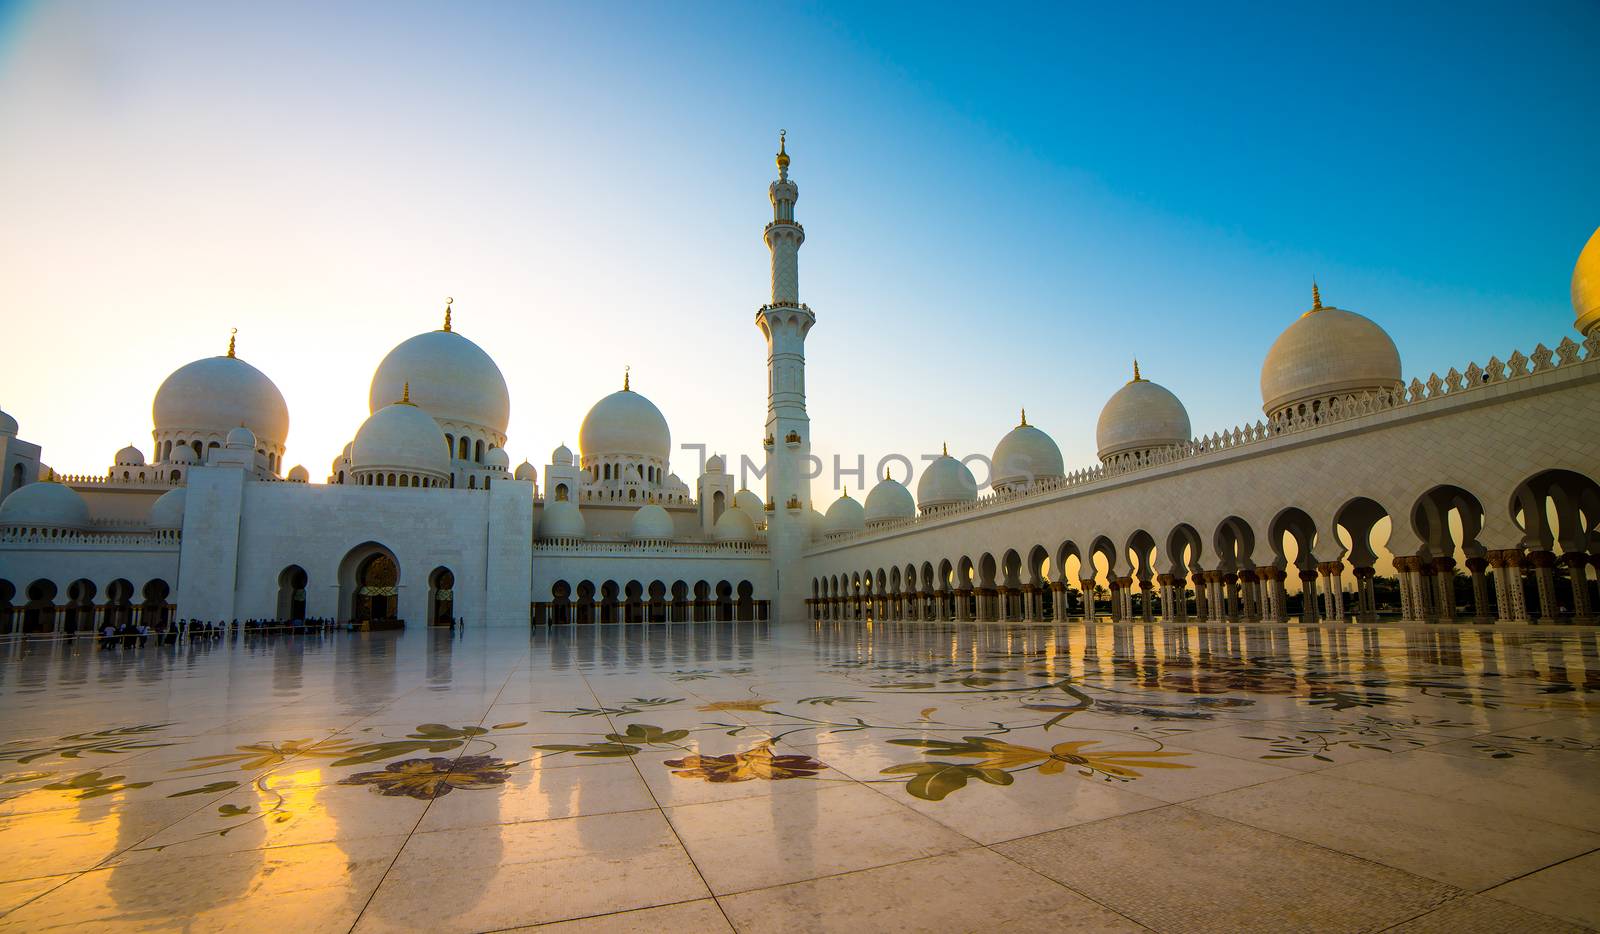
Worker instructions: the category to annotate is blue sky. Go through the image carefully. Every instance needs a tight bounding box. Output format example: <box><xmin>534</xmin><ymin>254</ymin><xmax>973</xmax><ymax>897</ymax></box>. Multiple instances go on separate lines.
<box><xmin>1</xmin><ymin>0</ymin><xmax>1595</xmax><ymax>488</ymax></box>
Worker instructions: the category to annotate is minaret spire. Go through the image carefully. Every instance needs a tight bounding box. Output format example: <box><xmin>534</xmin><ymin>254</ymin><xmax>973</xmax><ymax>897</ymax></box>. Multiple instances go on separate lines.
<box><xmin>757</xmin><ymin>132</ymin><xmax>817</xmax><ymax>621</ymax></box>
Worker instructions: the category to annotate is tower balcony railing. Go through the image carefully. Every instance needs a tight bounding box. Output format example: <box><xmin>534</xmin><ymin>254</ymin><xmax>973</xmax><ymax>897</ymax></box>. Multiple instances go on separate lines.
<box><xmin>808</xmin><ymin>331</ymin><xmax>1600</xmax><ymax>552</ymax></box>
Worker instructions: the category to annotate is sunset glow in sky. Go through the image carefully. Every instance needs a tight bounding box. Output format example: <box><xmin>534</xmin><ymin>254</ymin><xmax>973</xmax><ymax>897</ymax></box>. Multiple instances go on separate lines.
<box><xmin>2</xmin><ymin>1</ymin><xmax>1597</xmax><ymax>491</ymax></box>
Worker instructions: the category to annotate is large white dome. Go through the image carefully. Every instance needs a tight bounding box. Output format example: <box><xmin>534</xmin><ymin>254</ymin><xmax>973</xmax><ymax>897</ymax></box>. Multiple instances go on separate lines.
<box><xmin>539</xmin><ymin>500</ymin><xmax>587</xmax><ymax>540</ymax></box>
<box><xmin>1574</xmin><ymin>224</ymin><xmax>1600</xmax><ymax>337</ymax></box>
<box><xmin>1096</xmin><ymin>371</ymin><xmax>1192</xmax><ymax>461</ymax></box>
<box><xmin>629</xmin><ymin>504</ymin><xmax>675</xmax><ymax>542</ymax></box>
<box><xmin>148</xmin><ymin>487</ymin><xmax>187</xmax><ymax>530</ymax></box>
<box><xmin>824</xmin><ymin>491</ymin><xmax>866</xmax><ymax>536</ymax></box>
<box><xmin>352</xmin><ymin>401</ymin><xmax>451</xmax><ymax>479</ymax></box>
<box><xmin>1261</xmin><ymin>291</ymin><xmax>1402</xmax><ymax>417</ymax></box>
<box><xmin>864</xmin><ymin>474</ymin><xmax>915</xmax><ymax>525</ymax></box>
<box><xmin>579</xmin><ymin>385</ymin><xmax>670</xmax><ymax>461</ymax></box>
<box><xmin>153</xmin><ymin>355</ymin><xmax>289</xmax><ymax>449</ymax></box>
<box><xmin>369</xmin><ymin>328</ymin><xmax>510</xmax><ymax>434</ymax></box>
<box><xmin>992</xmin><ymin>412</ymin><xmax>1064</xmax><ymax>487</ymax></box>
<box><xmin>734</xmin><ymin>489</ymin><xmax>765</xmax><ymax>518</ymax></box>
<box><xmin>917</xmin><ymin>451</ymin><xmax>978</xmax><ymax>512</ymax></box>
<box><xmin>714</xmin><ymin>507</ymin><xmax>756</xmax><ymax>543</ymax></box>
<box><xmin>0</xmin><ymin>481</ymin><xmax>91</xmax><ymax>530</ymax></box>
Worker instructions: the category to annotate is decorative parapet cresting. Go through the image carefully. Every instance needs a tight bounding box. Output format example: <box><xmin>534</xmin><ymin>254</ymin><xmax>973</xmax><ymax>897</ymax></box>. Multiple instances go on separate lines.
<box><xmin>813</xmin><ymin>332</ymin><xmax>1600</xmax><ymax>550</ymax></box>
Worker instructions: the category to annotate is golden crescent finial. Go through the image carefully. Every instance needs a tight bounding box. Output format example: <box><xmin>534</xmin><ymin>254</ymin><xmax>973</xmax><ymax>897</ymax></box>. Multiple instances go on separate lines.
<box><xmin>227</xmin><ymin>327</ymin><xmax>237</xmax><ymax>358</ymax></box>
<box><xmin>443</xmin><ymin>296</ymin><xmax>453</xmax><ymax>332</ymax></box>
<box><xmin>623</xmin><ymin>364</ymin><xmax>631</xmax><ymax>391</ymax></box>
<box><xmin>1132</xmin><ymin>359</ymin><xmax>1143</xmax><ymax>382</ymax></box>
<box><xmin>1311</xmin><ymin>280</ymin><xmax>1322</xmax><ymax>310</ymax></box>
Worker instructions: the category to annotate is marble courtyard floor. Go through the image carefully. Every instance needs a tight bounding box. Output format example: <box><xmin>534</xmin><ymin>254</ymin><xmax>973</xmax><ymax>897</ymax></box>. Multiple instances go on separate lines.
<box><xmin>0</xmin><ymin>621</ymin><xmax>1597</xmax><ymax>933</ymax></box>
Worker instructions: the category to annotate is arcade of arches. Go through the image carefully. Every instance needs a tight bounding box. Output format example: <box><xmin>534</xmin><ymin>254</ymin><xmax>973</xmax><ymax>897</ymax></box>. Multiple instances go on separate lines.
<box><xmin>533</xmin><ymin>578</ymin><xmax>767</xmax><ymax>625</ymax></box>
<box><xmin>809</xmin><ymin>470</ymin><xmax>1600</xmax><ymax>626</ymax></box>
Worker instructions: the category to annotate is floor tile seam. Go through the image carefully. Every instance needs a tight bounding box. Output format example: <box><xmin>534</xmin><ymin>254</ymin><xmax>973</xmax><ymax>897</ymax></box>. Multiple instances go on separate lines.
<box><xmin>1368</xmin><ymin>891</ymin><xmax>1574</xmax><ymax>934</ymax></box>
<box><xmin>0</xmin><ymin>871</ymin><xmax>85</xmax><ymax>922</ymax></box>
<box><xmin>343</xmin><ymin>654</ymin><xmax>527</xmax><ymax>934</ymax></box>
<box><xmin>1477</xmin><ymin>843</ymin><xmax>1600</xmax><ymax>895</ymax></box>
<box><xmin>475</xmin><ymin>894</ymin><xmax>721</xmax><ymax>934</ymax></box>
<box><xmin>604</xmin><ymin>679</ymin><xmax>733</xmax><ymax>931</ymax></box>
<box><xmin>704</xmin><ymin>847</ymin><xmax>995</xmax><ymax>902</ymax></box>
<box><xmin>976</xmin><ymin>838</ymin><xmax>1160</xmax><ymax>932</ymax></box>
<box><xmin>1165</xmin><ymin>800</ymin><xmax>1478</xmax><ymax>895</ymax></box>
<box><xmin>1186</xmin><ymin>767</ymin><xmax>1600</xmax><ymax>842</ymax></box>
<box><xmin>411</xmin><ymin>802</ymin><xmax>664</xmax><ymax>837</ymax></box>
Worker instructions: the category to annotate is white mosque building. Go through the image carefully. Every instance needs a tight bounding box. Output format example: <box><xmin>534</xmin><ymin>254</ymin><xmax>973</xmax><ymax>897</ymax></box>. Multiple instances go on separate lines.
<box><xmin>2</xmin><ymin>138</ymin><xmax>1599</xmax><ymax>632</ymax></box>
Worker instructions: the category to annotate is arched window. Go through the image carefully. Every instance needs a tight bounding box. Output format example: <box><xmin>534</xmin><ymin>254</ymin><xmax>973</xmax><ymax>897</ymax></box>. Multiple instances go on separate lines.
<box><xmin>474</xmin><ymin>440</ymin><xmax>484</xmax><ymax>463</ymax></box>
<box><xmin>458</xmin><ymin>437</ymin><xmax>470</xmax><ymax>460</ymax></box>
<box><xmin>162</xmin><ymin>440</ymin><xmax>172</xmax><ymax>460</ymax></box>
<box><xmin>338</xmin><ymin>470</ymin><xmax>346</xmax><ymax>484</ymax></box>
<box><xmin>171</xmin><ymin>469</ymin><xmax>181</xmax><ymax>482</ymax></box>
<box><xmin>13</xmin><ymin>464</ymin><xmax>25</xmax><ymax>489</ymax></box>
<box><xmin>445</xmin><ymin>434</ymin><xmax>454</xmax><ymax>453</ymax></box>
<box><xmin>555</xmin><ymin>483</ymin><xmax>568</xmax><ymax>501</ymax></box>
<box><xmin>387</xmin><ymin>473</ymin><xmax>397</xmax><ymax>486</ymax></box>
<box><xmin>122</xmin><ymin>471</ymin><xmax>129</xmax><ymax>480</ymax></box>
<box><xmin>603</xmin><ymin>464</ymin><xmax>611</xmax><ymax>480</ymax></box>
<box><xmin>485</xmin><ymin>477</ymin><xmax>491</xmax><ymax>489</ymax></box>
<box><xmin>400</xmin><ymin>474</ymin><xmax>410</xmax><ymax>487</ymax></box>
<box><xmin>191</xmin><ymin>440</ymin><xmax>203</xmax><ymax>459</ymax></box>
<box><xmin>469</xmin><ymin>475</ymin><xmax>477</xmax><ymax>489</ymax></box>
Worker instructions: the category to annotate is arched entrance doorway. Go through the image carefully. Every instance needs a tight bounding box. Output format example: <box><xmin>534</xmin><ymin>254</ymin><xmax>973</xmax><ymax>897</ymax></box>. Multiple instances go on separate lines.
<box><xmin>277</xmin><ymin>566</ymin><xmax>308</xmax><ymax>621</ymax></box>
<box><xmin>339</xmin><ymin>543</ymin><xmax>402</xmax><ymax>626</ymax></box>
<box><xmin>429</xmin><ymin>567</ymin><xmax>454</xmax><ymax>626</ymax></box>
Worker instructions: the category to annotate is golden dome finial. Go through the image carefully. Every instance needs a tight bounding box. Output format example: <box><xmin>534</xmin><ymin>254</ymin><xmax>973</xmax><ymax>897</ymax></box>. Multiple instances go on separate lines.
<box><xmin>1312</xmin><ymin>281</ymin><xmax>1322</xmax><ymax>311</ymax></box>
<box><xmin>227</xmin><ymin>327</ymin><xmax>237</xmax><ymax>358</ymax></box>
<box><xmin>1019</xmin><ymin>406</ymin><xmax>1028</xmax><ymax>428</ymax></box>
<box><xmin>400</xmin><ymin>381</ymin><xmax>412</xmax><ymax>405</ymax></box>
<box><xmin>776</xmin><ymin>129</ymin><xmax>790</xmax><ymax>172</ymax></box>
<box><xmin>623</xmin><ymin>364</ymin><xmax>631</xmax><ymax>391</ymax></box>
<box><xmin>1132</xmin><ymin>359</ymin><xmax>1143</xmax><ymax>382</ymax></box>
<box><xmin>942</xmin><ymin>441</ymin><xmax>949</xmax><ymax>457</ymax></box>
<box><xmin>842</xmin><ymin>484</ymin><xmax>848</xmax><ymax>498</ymax></box>
<box><xmin>443</xmin><ymin>296</ymin><xmax>453</xmax><ymax>332</ymax></box>
<box><xmin>884</xmin><ymin>466</ymin><xmax>891</xmax><ymax>481</ymax></box>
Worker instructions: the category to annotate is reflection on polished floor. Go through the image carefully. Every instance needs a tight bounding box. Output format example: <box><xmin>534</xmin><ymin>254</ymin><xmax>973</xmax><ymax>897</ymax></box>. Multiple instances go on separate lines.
<box><xmin>0</xmin><ymin>619</ymin><xmax>1596</xmax><ymax>933</ymax></box>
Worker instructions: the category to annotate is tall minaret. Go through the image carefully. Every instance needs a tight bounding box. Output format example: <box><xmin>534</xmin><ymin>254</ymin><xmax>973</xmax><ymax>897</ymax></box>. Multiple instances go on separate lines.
<box><xmin>757</xmin><ymin>131</ymin><xmax>815</xmax><ymax>622</ymax></box>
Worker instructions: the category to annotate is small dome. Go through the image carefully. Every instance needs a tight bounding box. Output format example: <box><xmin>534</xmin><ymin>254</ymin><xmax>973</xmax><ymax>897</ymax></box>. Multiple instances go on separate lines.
<box><xmin>169</xmin><ymin>445</ymin><xmax>199</xmax><ymax>466</ymax></box>
<box><xmin>484</xmin><ymin>447</ymin><xmax>510</xmax><ymax>470</ymax></box>
<box><xmin>369</xmin><ymin>328</ymin><xmax>510</xmax><ymax>434</ymax></box>
<box><xmin>286</xmin><ymin>465</ymin><xmax>309</xmax><ymax>483</ymax></box>
<box><xmin>148</xmin><ymin>487</ymin><xmax>186</xmax><ymax>529</ymax></box>
<box><xmin>1261</xmin><ymin>291</ymin><xmax>1402</xmax><ymax>417</ymax></box>
<box><xmin>1096</xmin><ymin>370</ymin><xmax>1192</xmax><ymax>461</ymax></box>
<box><xmin>806</xmin><ymin>507</ymin><xmax>826</xmax><ymax>542</ymax></box>
<box><xmin>864</xmin><ymin>474</ymin><xmax>916</xmax><ymax>525</ymax></box>
<box><xmin>1573</xmin><ymin>224</ymin><xmax>1600</xmax><ymax>337</ymax></box>
<box><xmin>514</xmin><ymin>460</ymin><xmax>537</xmax><ymax>481</ymax></box>
<box><xmin>115</xmin><ymin>445</ymin><xmax>146</xmax><ymax>467</ymax></box>
<box><xmin>629</xmin><ymin>503</ymin><xmax>674</xmax><ymax>542</ymax></box>
<box><xmin>706</xmin><ymin>453</ymin><xmax>726</xmax><ymax>474</ymax></box>
<box><xmin>917</xmin><ymin>451</ymin><xmax>978</xmax><ymax>512</ymax></box>
<box><xmin>992</xmin><ymin>411</ymin><xmax>1064</xmax><ymax>487</ymax></box>
<box><xmin>734</xmin><ymin>489</ymin><xmax>765</xmax><ymax>517</ymax></box>
<box><xmin>824</xmin><ymin>490</ymin><xmax>866</xmax><ymax>536</ymax></box>
<box><xmin>153</xmin><ymin>354</ymin><xmax>289</xmax><ymax>449</ymax></box>
<box><xmin>226</xmin><ymin>425</ymin><xmax>256</xmax><ymax>449</ymax></box>
<box><xmin>714</xmin><ymin>506</ymin><xmax>756</xmax><ymax>543</ymax></box>
<box><xmin>0</xmin><ymin>407</ymin><xmax>16</xmax><ymax>437</ymax></box>
<box><xmin>539</xmin><ymin>500</ymin><xmax>586</xmax><ymax>540</ymax></box>
<box><xmin>352</xmin><ymin>401</ymin><xmax>451</xmax><ymax>479</ymax></box>
<box><xmin>551</xmin><ymin>444</ymin><xmax>574</xmax><ymax>466</ymax></box>
<box><xmin>579</xmin><ymin>384</ymin><xmax>670</xmax><ymax>461</ymax></box>
<box><xmin>0</xmin><ymin>481</ymin><xmax>91</xmax><ymax>530</ymax></box>
<box><xmin>665</xmin><ymin>473</ymin><xmax>689</xmax><ymax>494</ymax></box>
